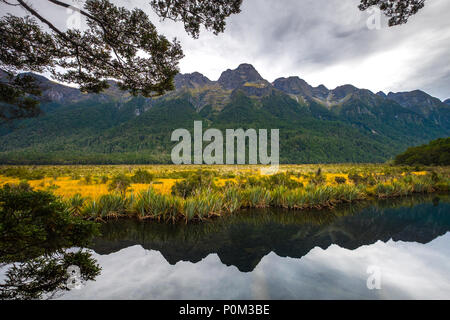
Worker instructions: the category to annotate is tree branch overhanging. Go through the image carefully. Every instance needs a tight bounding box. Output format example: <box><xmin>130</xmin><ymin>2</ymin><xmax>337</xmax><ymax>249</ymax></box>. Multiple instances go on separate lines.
<box><xmin>0</xmin><ymin>0</ymin><xmax>428</xmax><ymax>122</ymax></box>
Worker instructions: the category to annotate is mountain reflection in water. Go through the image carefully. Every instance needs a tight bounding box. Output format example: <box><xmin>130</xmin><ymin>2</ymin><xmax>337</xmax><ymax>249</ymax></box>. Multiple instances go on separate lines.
<box><xmin>60</xmin><ymin>195</ymin><xmax>450</xmax><ymax>300</ymax></box>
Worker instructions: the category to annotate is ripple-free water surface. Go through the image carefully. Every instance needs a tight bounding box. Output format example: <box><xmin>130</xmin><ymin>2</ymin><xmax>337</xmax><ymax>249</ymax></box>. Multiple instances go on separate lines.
<box><xmin>59</xmin><ymin>195</ymin><xmax>450</xmax><ymax>299</ymax></box>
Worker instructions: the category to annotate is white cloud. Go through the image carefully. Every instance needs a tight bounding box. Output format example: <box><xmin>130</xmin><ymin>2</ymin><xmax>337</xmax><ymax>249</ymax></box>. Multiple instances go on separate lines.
<box><xmin>53</xmin><ymin>233</ymin><xmax>450</xmax><ymax>299</ymax></box>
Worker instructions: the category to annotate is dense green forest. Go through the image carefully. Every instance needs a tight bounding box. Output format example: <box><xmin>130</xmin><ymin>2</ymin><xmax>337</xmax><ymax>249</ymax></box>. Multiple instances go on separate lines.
<box><xmin>1</xmin><ymin>65</ymin><xmax>449</xmax><ymax>164</ymax></box>
<box><xmin>0</xmin><ymin>94</ymin><xmax>431</xmax><ymax>164</ymax></box>
<box><xmin>395</xmin><ymin>138</ymin><xmax>450</xmax><ymax>166</ymax></box>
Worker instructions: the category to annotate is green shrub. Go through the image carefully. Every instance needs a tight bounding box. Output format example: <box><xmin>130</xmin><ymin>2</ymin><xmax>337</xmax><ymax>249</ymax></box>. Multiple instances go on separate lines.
<box><xmin>131</xmin><ymin>169</ymin><xmax>154</xmax><ymax>183</ymax></box>
<box><xmin>183</xmin><ymin>192</ymin><xmax>224</xmax><ymax>221</ymax></box>
<box><xmin>66</xmin><ymin>194</ymin><xmax>88</xmax><ymax>216</ymax></box>
<box><xmin>171</xmin><ymin>171</ymin><xmax>215</xmax><ymax>198</ymax></box>
<box><xmin>99</xmin><ymin>175</ymin><xmax>109</xmax><ymax>184</ymax></box>
<box><xmin>108</xmin><ymin>174</ymin><xmax>132</xmax><ymax>197</ymax></box>
<box><xmin>0</xmin><ymin>186</ymin><xmax>99</xmax><ymax>263</ymax></box>
<box><xmin>262</xmin><ymin>172</ymin><xmax>303</xmax><ymax>189</ymax></box>
<box><xmin>310</xmin><ymin>172</ymin><xmax>326</xmax><ymax>185</ymax></box>
<box><xmin>2</xmin><ymin>180</ymin><xmax>33</xmax><ymax>192</ymax></box>
<box><xmin>0</xmin><ymin>167</ymin><xmax>45</xmax><ymax>180</ymax></box>
<box><xmin>348</xmin><ymin>172</ymin><xmax>364</xmax><ymax>184</ymax></box>
<box><xmin>223</xmin><ymin>187</ymin><xmax>242</xmax><ymax>213</ymax></box>
<box><xmin>241</xmin><ymin>187</ymin><xmax>271</xmax><ymax>208</ymax></box>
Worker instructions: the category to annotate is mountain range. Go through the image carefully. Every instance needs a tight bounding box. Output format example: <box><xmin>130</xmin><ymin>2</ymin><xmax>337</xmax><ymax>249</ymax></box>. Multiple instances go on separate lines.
<box><xmin>0</xmin><ymin>63</ymin><xmax>449</xmax><ymax>164</ymax></box>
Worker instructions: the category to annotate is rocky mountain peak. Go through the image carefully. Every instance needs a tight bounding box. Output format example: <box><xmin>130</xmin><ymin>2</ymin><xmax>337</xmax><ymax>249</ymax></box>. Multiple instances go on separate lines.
<box><xmin>272</xmin><ymin>76</ymin><xmax>311</xmax><ymax>95</ymax></box>
<box><xmin>387</xmin><ymin>90</ymin><xmax>450</xmax><ymax>126</ymax></box>
<box><xmin>312</xmin><ymin>84</ymin><xmax>329</xmax><ymax>99</ymax></box>
<box><xmin>331</xmin><ymin>84</ymin><xmax>359</xmax><ymax>100</ymax></box>
<box><xmin>387</xmin><ymin>90</ymin><xmax>443</xmax><ymax>110</ymax></box>
<box><xmin>272</xmin><ymin>77</ymin><xmax>331</xmax><ymax>101</ymax></box>
<box><xmin>174</xmin><ymin>72</ymin><xmax>213</xmax><ymax>89</ymax></box>
<box><xmin>218</xmin><ymin>63</ymin><xmax>264</xmax><ymax>90</ymax></box>
<box><xmin>316</xmin><ymin>84</ymin><xmax>328</xmax><ymax>90</ymax></box>
<box><xmin>235</xmin><ymin>63</ymin><xmax>261</xmax><ymax>74</ymax></box>
<box><xmin>444</xmin><ymin>99</ymin><xmax>450</xmax><ymax>106</ymax></box>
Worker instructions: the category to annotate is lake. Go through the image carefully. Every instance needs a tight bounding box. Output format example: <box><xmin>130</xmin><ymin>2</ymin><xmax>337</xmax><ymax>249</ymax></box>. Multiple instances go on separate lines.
<box><xmin>53</xmin><ymin>195</ymin><xmax>450</xmax><ymax>299</ymax></box>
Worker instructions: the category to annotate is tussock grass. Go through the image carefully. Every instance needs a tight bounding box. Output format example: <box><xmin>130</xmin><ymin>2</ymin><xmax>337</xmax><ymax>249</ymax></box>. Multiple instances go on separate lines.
<box><xmin>132</xmin><ymin>189</ymin><xmax>181</xmax><ymax>222</ymax></box>
<box><xmin>82</xmin><ymin>194</ymin><xmax>129</xmax><ymax>221</ymax></box>
<box><xmin>1</xmin><ymin>164</ymin><xmax>449</xmax><ymax>223</ymax></box>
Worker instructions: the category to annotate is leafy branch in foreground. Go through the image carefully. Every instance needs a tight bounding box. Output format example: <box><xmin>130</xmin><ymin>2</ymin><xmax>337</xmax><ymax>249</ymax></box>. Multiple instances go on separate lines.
<box><xmin>0</xmin><ymin>251</ymin><xmax>100</xmax><ymax>300</ymax></box>
<box><xmin>0</xmin><ymin>0</ymin><xmax>242</xmax><ymax>120</ymax></box>
<box><xmin>0</xmin><ymin>184</ymin><xmax>101</xmax><ymax>299</ymax></box>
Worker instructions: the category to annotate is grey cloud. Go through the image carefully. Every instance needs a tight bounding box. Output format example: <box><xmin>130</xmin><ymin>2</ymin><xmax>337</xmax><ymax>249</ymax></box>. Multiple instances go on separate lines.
<box><xmin>1</xmin><ymin>0</ymin><xmax>449</xmax><ymax>100</ymax></box>
<box><xmin>174</xmin><ymin>0</ymin><xmax>450</xmax><ymax>99</ymax></box>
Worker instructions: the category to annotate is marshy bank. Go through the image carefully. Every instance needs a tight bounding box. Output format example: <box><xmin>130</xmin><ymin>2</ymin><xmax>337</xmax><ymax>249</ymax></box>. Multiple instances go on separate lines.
<box><xmin>63</xmin><ymin>168</ymin><xmax>450</xmax><ymax>223</ymax></box>
<box><xmin>1</xmin><ymin>165</ymin><xmax>448</xmax><ymax>224</ymax></box>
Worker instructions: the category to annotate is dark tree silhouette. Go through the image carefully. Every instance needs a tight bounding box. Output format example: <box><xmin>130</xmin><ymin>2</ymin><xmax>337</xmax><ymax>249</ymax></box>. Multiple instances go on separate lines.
<box><xmin>0</xmin><ymin>0</ymin><xmax>243</xmax><ymax>120</ymax></box>
<box><xmin>0</xmin><ymin>184</ymin><xmax>101</xmax><ymax>299</ymax></box>
<box><xmin>0</xmin><ymin>251</ymin><xmax>101</xmax><ymax>300</ymax></box>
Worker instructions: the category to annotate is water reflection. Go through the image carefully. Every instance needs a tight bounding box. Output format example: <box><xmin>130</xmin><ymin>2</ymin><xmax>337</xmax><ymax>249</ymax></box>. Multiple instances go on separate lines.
<box><xmin>56</xmin><ymin>195</ymin><xmax>450</xmax><ymax>299</ymax></box>
<box><xmin>91</xmin><ymin>195</ymin><xmax>450</xmax><ymax>272</ymax></box>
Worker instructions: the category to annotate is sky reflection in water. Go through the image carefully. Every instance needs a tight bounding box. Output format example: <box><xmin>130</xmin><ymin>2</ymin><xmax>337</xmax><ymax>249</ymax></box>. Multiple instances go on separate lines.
<box><xmin>59</xmin><ymin>196</ymin><xmax>450</xmax><ymax>300</ymax></box>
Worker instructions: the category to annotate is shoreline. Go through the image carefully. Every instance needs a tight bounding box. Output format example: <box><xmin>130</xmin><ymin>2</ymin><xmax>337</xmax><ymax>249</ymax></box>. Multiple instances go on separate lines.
<box><xmin>82</xmin><ymin>185</ymin><xmax>449</xmax><ymax>224</ymax></box>
<box><xmin>1</xmin><ymin>165</ymin><xmax>449</xmax><ymax>224</ymax></box>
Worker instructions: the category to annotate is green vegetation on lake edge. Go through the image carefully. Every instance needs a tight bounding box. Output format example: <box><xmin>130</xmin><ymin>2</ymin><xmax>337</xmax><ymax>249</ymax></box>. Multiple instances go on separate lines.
<box><xmin>2</xmin><ymin>167</ymin><xmax>448</xmax><ymax>224</ymax></box>
<box><xmin>0</xmin><ymin>186</ymin><xmax>100</xmax><ymax>299</ymax></box>
<box><xmin>395</xmin><ymin>137</ymin><xmax>450</xmax><ymax>166</ymax></box>
<box><xmin>77</xmin><ymin>175</ymin><xmax>449</xmax><ymax>223</ymax></box>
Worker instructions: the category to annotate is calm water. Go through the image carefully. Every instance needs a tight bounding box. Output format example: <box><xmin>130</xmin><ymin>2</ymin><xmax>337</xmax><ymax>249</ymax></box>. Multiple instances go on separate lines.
<box><xmin>59</xmin><ymin>195</ymin><xmax>450</xmax><ymax>300</ymax></box>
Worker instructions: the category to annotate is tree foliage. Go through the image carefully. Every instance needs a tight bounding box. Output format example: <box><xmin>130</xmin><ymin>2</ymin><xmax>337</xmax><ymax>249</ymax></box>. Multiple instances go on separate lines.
<box><xmin>394</xmin><ymin>138</ymin><xmax>450</xmax><ymax>166</ymax></box>
<box><xmin>0</xmin><ymin>250</ymin><xmax>100</xmax><ymax>300</ymax></box>
<box><xmin>0</xmin><ymin>184</ymin><xmax>100</xmax><ymax>299</ymax></box>
<box><xmin>0</xmin><ymin>0</ymin><xmax>242</xmax><ymax>120</ymax></box>
<box><xmin>0</xmin><ymin>184</ymin><xmax>99</xmax><ymax>263</ymax></box>
<box><xmin>108</xmin><ymin>173</ymin><xmax>132</xmax><ymax>197</ymax></box>
<box><xmin>0</xmin><ymin>73</ymin><xmax>42</xmax><ymax>120</ymax></box>
<box><xmin>150</xmin><ymin>0</ymin><xmax>243</xmax><ymax>38</ymax></box>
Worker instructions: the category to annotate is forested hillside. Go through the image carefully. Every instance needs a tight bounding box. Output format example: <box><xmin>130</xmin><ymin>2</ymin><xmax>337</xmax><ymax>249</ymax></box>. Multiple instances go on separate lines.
<box><xmin>395</xmin><ymin>138</ymin><xmax>450</xmax><ymax>166</ymax></box>
<box><xmin>1</xmin><ymin>64</ymin><xmax>449</xmax><ymax>164</ymax></box>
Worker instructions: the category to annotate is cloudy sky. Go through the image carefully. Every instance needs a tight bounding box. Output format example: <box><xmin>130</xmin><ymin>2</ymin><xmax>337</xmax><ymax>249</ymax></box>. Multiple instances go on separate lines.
<box><xmin>2</xmin><ymin>0</ymin><xmax>450</xmax><ymax>100</ymax></box>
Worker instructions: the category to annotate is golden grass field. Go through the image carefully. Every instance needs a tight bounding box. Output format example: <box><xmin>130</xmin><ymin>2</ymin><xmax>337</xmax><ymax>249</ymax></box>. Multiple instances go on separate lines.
<box><xmin>1</xmin><ymin>164</ymin><xmax>448</xmax><ymax>223</ymax></box>
<box><xmin>0</xmin><ymin>164</ymin><xmax>439</xmax><ymax>200</ymax></box>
